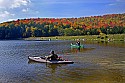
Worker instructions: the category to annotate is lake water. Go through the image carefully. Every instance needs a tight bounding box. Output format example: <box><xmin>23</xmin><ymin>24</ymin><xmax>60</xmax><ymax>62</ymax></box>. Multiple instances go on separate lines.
<box><xmin>0</xmin><ymin>40</ymin><xmax>125</xmax><ymax>83</ymax></box>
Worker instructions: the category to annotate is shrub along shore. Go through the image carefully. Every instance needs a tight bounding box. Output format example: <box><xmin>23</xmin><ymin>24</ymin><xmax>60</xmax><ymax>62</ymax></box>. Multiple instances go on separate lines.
<box><xmin>24</xmin><ymin>34</ymin><xmax>125</xmax><ymax>42</ymax></box>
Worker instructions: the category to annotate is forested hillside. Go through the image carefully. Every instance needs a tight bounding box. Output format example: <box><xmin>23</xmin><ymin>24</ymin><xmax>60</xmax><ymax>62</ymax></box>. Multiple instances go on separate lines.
<box><xmin>0</xmin><ymin>13</ymin><xmax>125</xmax><ymax>39</ymax></box>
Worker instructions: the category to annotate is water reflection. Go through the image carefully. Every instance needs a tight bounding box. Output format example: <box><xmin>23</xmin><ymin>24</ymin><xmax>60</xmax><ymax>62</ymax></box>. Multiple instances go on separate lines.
<box><xmin>28</xmin><ymin>60</ymin><xmax>68</xmax><ymax>74</ymax></box>
<box><xmin>70</xmin><ymin>47</ymin><xmax>95</xmax><ymax>53</ymax></box>
<box><xmin>46</xmin><ymin>64</ymin><xmax>67</xmax><ymax>73</ymax></box>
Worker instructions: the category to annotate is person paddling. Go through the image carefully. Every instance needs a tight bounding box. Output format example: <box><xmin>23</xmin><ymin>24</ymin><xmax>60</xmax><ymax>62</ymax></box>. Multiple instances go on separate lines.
<box><xmin>45</xmin><ymin>50</ymin><xmax>58</xmax><ymax>60</ymax></box>
<box><xmin>76</xmin><ymin>41</ymin><xmax>80</xmax><ymax>46</ymax></box>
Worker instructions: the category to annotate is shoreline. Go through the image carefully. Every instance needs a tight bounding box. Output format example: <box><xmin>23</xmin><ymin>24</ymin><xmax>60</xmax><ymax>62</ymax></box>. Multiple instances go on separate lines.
<box><xmin>23</xmin><ymin>34</ymin><xmax>125</xmax><ymax>42</ymax></box>
<box><xmin>23</xmin><ymin>34</ymin><xmax>125</xmax><ymax>41</ymax></box>
<box><xmin>0</xmin><ymin>34</ymin><xmax>125</xmax><ymax>42</ymax></box>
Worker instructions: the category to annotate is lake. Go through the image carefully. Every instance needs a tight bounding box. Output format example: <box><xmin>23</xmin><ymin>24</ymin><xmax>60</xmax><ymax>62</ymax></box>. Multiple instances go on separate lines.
<box><xmin>0</xmin><ymin>40</ymin><xmax>125</xmax><ymax>83</ymax></box>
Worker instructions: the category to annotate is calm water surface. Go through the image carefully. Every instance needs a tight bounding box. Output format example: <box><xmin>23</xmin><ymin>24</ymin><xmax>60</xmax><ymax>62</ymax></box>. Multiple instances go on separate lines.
<box><xmin>0</xmin><ymin>40</ymin><xmax>125</xmax><ymax>83</ymax></box>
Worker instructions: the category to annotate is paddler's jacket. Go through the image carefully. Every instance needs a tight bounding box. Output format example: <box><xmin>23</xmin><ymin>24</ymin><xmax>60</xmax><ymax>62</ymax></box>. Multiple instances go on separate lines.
<box><xmin>46</xmin><ymin>54</ymin><xmax>58</xmax><ymax>60</ymax></box>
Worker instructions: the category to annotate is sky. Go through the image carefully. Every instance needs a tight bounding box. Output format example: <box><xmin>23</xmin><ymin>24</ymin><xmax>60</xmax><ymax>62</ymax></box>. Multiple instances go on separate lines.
<box><xmin>0</xmin><ymin>0</ymin><xmax>125</xmax><ymax>23</ymax></box>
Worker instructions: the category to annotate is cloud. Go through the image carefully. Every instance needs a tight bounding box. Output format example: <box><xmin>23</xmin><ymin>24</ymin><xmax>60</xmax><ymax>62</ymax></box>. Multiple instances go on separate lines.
<box><xmin>0</xmin><ymin>0</ymin><xmax>31</xmax><ymax>9</ymax></box>
<box><xmin>0</xmin><ymin>11</ymin><xmax>15</xmax><ymax>23</ymax></box>
<box><xmin>0</xmin><ymin>0</ymin><xmax>31</xmax><ymax>23</ymax></box>
<box><xmin>107</xmin><ymin>0</ymin><xmax>125</xmax><ymax>6</ymax></box>
<box><xmin>0</xmin><ymin>11</ymin><xmax>15</xmax><ymax>18</ymax></box>
<box><xmin>7</xmin><ymin>19</ymin><xmax>17</xmax><ymax>22</ymax></box>
<box><xmin>11</xmin><ymin>0</ymin><xmax>31</xmax><ymax>8</ymax></box>
<box><xmin>108</xmin><ymin>3</ymin><xmax>117</xmax><ymax>6</ymax></box>
<box><xmin>22</xmin><ymin>8</ymin><xmax>29</xmax><ymax>12</ymax></box>
<box><xmin>116</xmin><ymin>0</ymin><xmax>125</xmax><ymax>2</ymax></box>
<box><xmin>39</xmin><ymin>0</ymin><xmax>120</xmax><ymax>5</ymax></box>
<box><xmin>35</xmin><ymin>11</ymin><xmax>39</xmax><ymax>14</ymax></box>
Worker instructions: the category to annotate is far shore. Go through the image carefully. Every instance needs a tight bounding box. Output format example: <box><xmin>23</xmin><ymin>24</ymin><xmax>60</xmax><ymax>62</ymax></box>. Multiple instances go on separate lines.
<box><xmin>23</xmin><ymin>34</ymin><xmax>125</xmax><ymax>42</ymax></box>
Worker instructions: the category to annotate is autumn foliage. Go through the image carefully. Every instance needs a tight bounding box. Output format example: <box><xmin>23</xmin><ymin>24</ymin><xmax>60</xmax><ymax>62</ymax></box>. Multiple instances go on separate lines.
<box><xmin>0</xmin><ymin>13</ymin><xmax>125</xmax><ymax>39</ymax></box>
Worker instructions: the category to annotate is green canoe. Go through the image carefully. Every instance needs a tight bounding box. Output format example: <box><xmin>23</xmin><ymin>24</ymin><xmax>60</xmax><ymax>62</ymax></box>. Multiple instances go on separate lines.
<box><xmin>70</xmin><ymin>44</ymin><xmax>84</xmax><ymax>48</ymax></box>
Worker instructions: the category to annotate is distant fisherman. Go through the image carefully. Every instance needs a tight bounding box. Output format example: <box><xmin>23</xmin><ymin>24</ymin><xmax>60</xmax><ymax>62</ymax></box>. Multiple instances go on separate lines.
<box><xmin>76</xmin><ymin>41</ymin><xmax>80</xmax><ymax>46</ymax></box>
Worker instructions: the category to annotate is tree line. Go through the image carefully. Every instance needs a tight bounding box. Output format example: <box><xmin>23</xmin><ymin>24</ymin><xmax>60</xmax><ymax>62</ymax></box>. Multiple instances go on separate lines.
<box><xmin>0</xmin><ymin>13</ymin><xmax>125</xmax><ymax>39</ymax></box>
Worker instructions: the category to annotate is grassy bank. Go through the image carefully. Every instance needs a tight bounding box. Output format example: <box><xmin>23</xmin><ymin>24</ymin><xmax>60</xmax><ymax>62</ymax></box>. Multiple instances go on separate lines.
<box><xmin>24</xmin><ymin>34</ymin><xmax>125</xmax><ymax>42</ymax></box>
